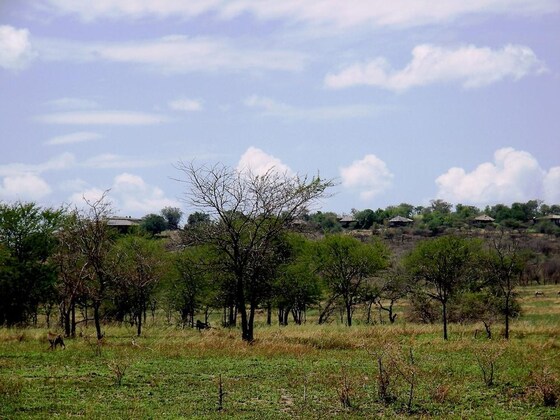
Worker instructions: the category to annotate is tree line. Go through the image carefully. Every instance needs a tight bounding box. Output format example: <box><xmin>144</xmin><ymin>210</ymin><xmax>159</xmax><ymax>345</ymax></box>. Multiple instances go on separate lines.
<box><xmin>0</xmin><ymin>163</ymin><xmax>558</xmax><ymax>342</ymax></box>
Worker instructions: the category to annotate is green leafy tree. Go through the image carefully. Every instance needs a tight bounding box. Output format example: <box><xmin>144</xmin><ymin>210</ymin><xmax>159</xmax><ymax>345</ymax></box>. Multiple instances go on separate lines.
<box><xmin>315</xmin><ymin>234</ymin><xmax>389</xmax><ymax>326</ymax></box>
<box><xmin>0</xmin><ymin>202</ymin><xmax>62</xmax><ymax>326</ymax></box>
<box><xmin>405</xmin><ymin>235</ymin><xmax>481</xmax><ymax>340</ymax></box>
<box><xmin>274</xmin><ymin>234</ymin><xmax>321</xmax><ymax>325</ymax></box>
<box><xmin>483</xmin><ymin>231</ymin><xmax>527</xmax><ymax>339</ymax></box>
<box><xmin>170</xmin><ymin>245</ymin><xmax>216</xmax><ymax>328</ymax></box>
<box><xmin>161</xmin><ymin>207</ymin><xmax>183</xmax><ymax>230</ymax></box>
<box><xmin>141</xmin><ymin>213</ymin><xmax>168</xmax><ymax>235</ymax></box>
<box><xmin>111</xmin><ymin>235</ymin><xmax>168</xmax><ymax>336</ymax></box>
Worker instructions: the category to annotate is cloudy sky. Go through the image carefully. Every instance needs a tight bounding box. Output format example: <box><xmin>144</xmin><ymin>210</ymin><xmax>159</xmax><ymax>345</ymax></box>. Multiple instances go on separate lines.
<box><xmin>1</xmin><ymin>1</ymin><xmax>559</xmax><ymax>217</ymax></box>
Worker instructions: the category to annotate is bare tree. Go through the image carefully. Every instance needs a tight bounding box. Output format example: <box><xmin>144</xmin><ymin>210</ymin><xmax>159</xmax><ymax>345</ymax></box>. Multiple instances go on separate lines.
<box><xmin>70</xmin><ymin>192</ymin><xmax>115</xmax><ymax>340</ymax></box>
<box><xmin>176</xmin><ymin>162</ymin><xmax>332</xmax><ymax>342</ymax></box>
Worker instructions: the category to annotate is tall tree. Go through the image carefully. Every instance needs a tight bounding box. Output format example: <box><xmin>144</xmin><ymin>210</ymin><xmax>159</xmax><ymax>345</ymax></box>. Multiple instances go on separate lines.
<box><xmin>177</xmin><ymin>162</ymin><xmax>332</xmax><ymax>342</ymax></box>
<box><xmin>111</xmin><ymin>235</ymin><xmax>167</xmax><ymax>336</ymax></box>
<box><xmin>161</xmin><ymin>207</ymin><xmax>183</xmax><ymax>230</ymax></box>
<box><xmin>69</xmin><ymin>193</ymin><xmax>116</xmax><ymax>340</ymax></box>
<box><xmin>405</xmin><ymin>235</ymin><xmax>481</xmax><ymax>340</ymax></box>
<box><xmin>315</xmin><ymin>234</ymin><xmax>389</xmax><ymax>326</ymax></box>
<box><xmin>0</xmin><ymin>202</ymin><xmax>62</xmax><ymax>326</ymax></box>
<box><xmin>483</xmin><ymin>231</ymin><xmax>527</xmax><ymax>339</ymax></box>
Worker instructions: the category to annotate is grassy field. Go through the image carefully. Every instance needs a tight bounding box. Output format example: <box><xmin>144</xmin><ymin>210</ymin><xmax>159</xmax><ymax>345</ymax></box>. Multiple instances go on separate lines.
<box><xmin>1</xmin><ymin>285</ymin><xmax>559</xmax><ymax>419</ymax></box>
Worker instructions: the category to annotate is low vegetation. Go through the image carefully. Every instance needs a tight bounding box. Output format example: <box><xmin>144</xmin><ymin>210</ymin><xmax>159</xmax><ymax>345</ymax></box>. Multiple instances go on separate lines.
<box><xmin>1</xmin><ymin>285</ymin><xmax>559</xmax><ymax>418</ymax></box>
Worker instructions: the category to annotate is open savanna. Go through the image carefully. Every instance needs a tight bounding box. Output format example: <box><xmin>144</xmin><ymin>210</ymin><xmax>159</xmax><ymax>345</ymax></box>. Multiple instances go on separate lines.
<box><xmin>1</xmin><ymin>285</ymin><xmax>559</xmax><ymax>419</ymax></box>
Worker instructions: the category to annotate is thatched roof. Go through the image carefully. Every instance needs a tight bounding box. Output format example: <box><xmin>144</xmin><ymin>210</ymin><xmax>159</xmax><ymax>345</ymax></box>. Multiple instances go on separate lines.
<box><xmin>473</xmin><ymin>214</ymin><xmax>495</xmax><ymax>222</ymax></box>
<box><xmin>338</xmin><ymin>215</ymin><xmax>356</xmax><ymax>223</ymax></box>
<box><xmin>107</xmin><ymin>216</ymin><xmax>141</xmax><ymax>227</ymax></box>
<box><xmin>538</xmin><ymin>214</ymin><xmax>560</xmax><ymax>220</ymax></box>
<box><xmin>388</xmin><ymin>216</ymin><xmax>413</xmax><ymax>224</ymax></box>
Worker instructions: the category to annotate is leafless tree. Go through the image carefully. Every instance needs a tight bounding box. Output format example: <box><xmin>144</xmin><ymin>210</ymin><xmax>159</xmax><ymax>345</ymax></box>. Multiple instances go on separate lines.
<box><xmin>176</xmin><ymin>162</ymin><xmax>333</xmax><ymax>342</ymax></box>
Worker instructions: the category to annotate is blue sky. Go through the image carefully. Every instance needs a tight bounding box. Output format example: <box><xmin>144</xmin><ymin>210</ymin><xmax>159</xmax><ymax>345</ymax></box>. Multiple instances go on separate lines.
<box><xmin>1</xmin><ymin>1</ymin><xmax>559</xmax><ymax>217</ymax></box>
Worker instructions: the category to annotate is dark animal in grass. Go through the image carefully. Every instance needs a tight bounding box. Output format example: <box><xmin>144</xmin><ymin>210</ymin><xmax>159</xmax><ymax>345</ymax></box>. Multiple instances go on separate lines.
<box><xmin>47</xmin><ymin>332</ymin><xmax>65</xmax><ymax>350</ymax></box>
<box><xmin>535</xmin><ymin>291</ymin><xmax>544</xmax><ymax>297</ymax></box>
<box><xmin>196</xmin><ymin>320</ymin><xmax>210</xmax><ymax>331</ymax></box>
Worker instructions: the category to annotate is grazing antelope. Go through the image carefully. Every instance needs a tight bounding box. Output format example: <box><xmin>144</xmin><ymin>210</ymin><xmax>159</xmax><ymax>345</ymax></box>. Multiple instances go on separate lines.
<box><xmin>535</xmin><ymin>291</ymin><xmax>544</xmax><ymax>297</ymax></box>
<box><xmin>47</xmin><ymin>332</ymin><xmax>65</xmax><ymax>350</ymax></box>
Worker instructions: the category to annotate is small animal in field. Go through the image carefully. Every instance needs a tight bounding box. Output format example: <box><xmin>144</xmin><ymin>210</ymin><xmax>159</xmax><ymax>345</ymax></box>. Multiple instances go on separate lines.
<box><xmin>196</xmin><ymin>320</ymin><xmax>210</xmax><ymax>331</ymax></box>
<box><xmin>47</xmin><ymin>332</ymin><xmax>65</xmax><ymax>350</ymax></box>
<box><xmin>535</xmin><ymin>291</ymin><xmax>544</xmax><ymax>297</ymax></box>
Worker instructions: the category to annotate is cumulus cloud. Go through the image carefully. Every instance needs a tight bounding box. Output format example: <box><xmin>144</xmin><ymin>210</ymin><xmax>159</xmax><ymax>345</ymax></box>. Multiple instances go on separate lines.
<box><xmin>436</xmin><ymin>148</ymin><xmax>560</xmax><ymax>205</ymax></box>
<box><xmin>0</xmin><ymin>174</ymin><xmax>52</xmax><ymax>201</ymax></box>
<box><xmin>43</xmin><ymin>0</ymin><xmax>558</xmax><ymax>29</ymax></box>
<box><xmin>37</xmin><ymin>35</ymin><xmax>306</xmax><ymax>73</ymax></box>
<box><xmin>0</xmin><ymin>25</ymin><xmax>35</xmax><ymax>70</ymax></box>
<box><xmin>244</xmin><ymin>95</ymin><xmax>384</xmax><ymax>120</ymax></box>
<box><xmin>237</xmin><ymin>147</ymin><xmax>294</xmax><ymax>176</ymax></box>
<box><xmin>45</xmin><ymin>131</ymin><xmax>103</xmax><ymax>145</ymax></box>
<box><xmin>325</xmin><ymin>44</ymin><xmax>545</xmax><ymax>91</ymax></box>
<box><xmin>168</xmin><ymin>98</ymin><xmax>203</xmax><ymax>112</ymax></box>
<box><xmin>340</xmin><ymin>154</ymin><xmax>393</xmax><ymax>200</ymax></box>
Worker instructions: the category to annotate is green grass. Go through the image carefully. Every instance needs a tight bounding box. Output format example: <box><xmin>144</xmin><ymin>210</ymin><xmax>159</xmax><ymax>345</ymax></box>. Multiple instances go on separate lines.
<box><xmin>1</xmin><ymin>287</ymin><xmax>560</xmax><ymax>419</ymax></box>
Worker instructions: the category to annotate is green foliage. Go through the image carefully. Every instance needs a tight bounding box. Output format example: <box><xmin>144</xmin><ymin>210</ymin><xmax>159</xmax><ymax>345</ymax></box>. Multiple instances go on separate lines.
<box><xmin>315</xmin><ymin>234</ymin><xmax>390</xmax><ymax>326</ymax></box>
<box><xmin>140</xmin><ymin>214</ymin><xmax>168</xmax><ymax>235</ymax></box>
<box><xmin>160</xmin><ymin>206</ymin><xmax>183</xmax><ymax>230</ymax></box>
<box><xmin>0</xmin><ymin>202</ymin><xmax>63</xmax><ymax>326</ymax></box>
<box><xmin>274</xmin><ymin>234</ymin><xmax>322</xmax><ymax>325</ymax></box>
<box><xmin>405</xmin><ymin>235</ymin><xmax>482</xmax><ymax>339</ymax></box>
<box><xmin>307</xmin><ymin>211</ymin><xmax>342</xmax><ymax>233</ymax></box>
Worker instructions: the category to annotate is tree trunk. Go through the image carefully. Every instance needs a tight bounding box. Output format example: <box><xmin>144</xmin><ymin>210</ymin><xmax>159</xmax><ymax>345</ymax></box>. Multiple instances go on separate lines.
<box><xmin>93</xmin><ymin>301</ymin><xmax>103</xmax><ymax>340</ymax></box>
<box><xmin>71</xmin><ymin>302</ymin><xmax>76</xmax><ymax>337</ymax></box>
<box><xmin>136</xmin><ymin>310</ymin><xmax>142</xmax><ymax>337</ymax></box>
<box><xmin>346</xmin><ymin>301</ymin><xmax>352</xmax><ymax>327</ymax></box>
<box><xmin>442</xmin><ymin>300</ymin><xmax>448</xmax><ymax>340</ymax></box>
<box><xmin>504</xmin><ymin>293</ymin><xmax>510</xmax><ymax>340</ymax></box>
<box><xmin>266</xmin><ymin>302</ymin><xmax>272</xmax><ymax>326</ymax></box>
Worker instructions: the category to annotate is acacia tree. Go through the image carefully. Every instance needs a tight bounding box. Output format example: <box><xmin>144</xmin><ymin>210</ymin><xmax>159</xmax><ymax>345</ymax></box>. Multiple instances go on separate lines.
<box><xmin>51</xmin><ymin>212</ymin><xmax>89</xmax><ymax>337</ymax></box>
<box><xmin>0</xmin><ymin>202</ymin><xmax>63</xmax><ymax>326</ymax></box>
<box><xmin>68</xmin><ymin>193</ymin><xmax>116</xmax><ymax>340</ymax></box>
<box><xmin>483</xmin><ymin>231</ymin><xmax>527</xmax><ymax>339</ymax></box>
<box><xmin>177</xmin><ymin>162</ymin><xmax>332</xmax><ymax>342</ymax></box>
<box><xmin>274</xmin><ymin>234</ymin><xmax>321</xmax><ymax>326</ymax></box>
<box><xmin>405</xmin><ymin>235</ymin><xmax>481</xmax><ymax>340</ymax></box>
<box><xmin>111</xmin><ymin>235</ymin><xmax>167</xmax><ymax>336</ymax></box>
<box><xmin>315</xmin><ymin>234</ymin><xmax>389</xmax><ymax>326</ymax></box>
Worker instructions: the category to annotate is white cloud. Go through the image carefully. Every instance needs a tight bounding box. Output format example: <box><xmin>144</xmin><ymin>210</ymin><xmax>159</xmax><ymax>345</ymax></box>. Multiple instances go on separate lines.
<box><xmin>46</xmin><ymin>131</ymin><xmax>103</xmax><ymax>145</ymax></box>
<box><xmin>45</xmin><ymin>97</ymin><xmax>99</xmax><ymax>110</ymax></box>
<box><xmin>0</xmin><ymin>174</ymin><xmax>52</xmax><ymax>201</ymax></box>
<box><xmin>325</xmin><ymin>44</ymin><xmax>545</xmax><ymax>91</ymax></box>
<box><xmin>0</xmin><ymin>153</ymin><xmax>76</xmax><ymax>177</ymax></box>
<box><xmin>244</xmin><ymin>95</ymin><xmax>384</xmax><ymax>120</ymax></box>
<box><xmin>237</xmin><ymin>147</ymin><xmax>294</xmax><ymax>176</ymax></box>
<box><xmin>36</xmin><ymin>110</ymin><xmax>169</xmax><ymax>125</ymax></box>
<box><xmin>69</xmin><ymin>173</ymin><xmax>180</xmax><ymax>215</ymax></box>
<box><xmin>37</xmin><ymin>35</ymin><xmax>306</xmax><ymax>73</ymax></box>
<box><xmin>168</xmin><ymin>98</ymin><xmax>203</xmax><ymax>112</ymax></box>
<box><xmin>436</xmin><ymin>148</ymin><xmax>560</xmax><ymax>205</ymax></box>
<box><xmin>340</xmin><ymin>154</ymin><xmax>393</xmax><ymax>200</ymax></box>
<box><xmin>0</xmin><ymin>25</ymin><xmax>35</xmax><ymax>70</ymax></box>
<box><xmin>544</xmin><ymin>168</ymin><xmax>560</xmax><ymax>204</ymax></box>
<box><xmin>43</xmin><ymin>0</ymin><xmax>558</xmax><ymax>28</ymax></box>
<box><xmin>83</xmin><ymin>154</ymin><xmax>164</xmax><ymax>169</ymax></box>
